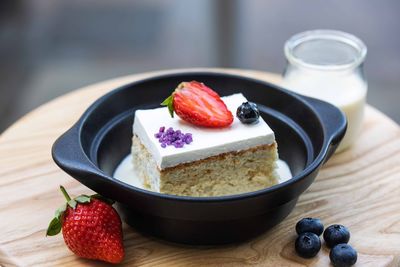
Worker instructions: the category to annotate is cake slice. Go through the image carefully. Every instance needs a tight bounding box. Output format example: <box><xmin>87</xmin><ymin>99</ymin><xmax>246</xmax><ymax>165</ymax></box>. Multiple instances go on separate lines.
<box><xmin>131</xmin><ymin>90</ymin><xmax>279</xmax><ymax>197</ymax></box>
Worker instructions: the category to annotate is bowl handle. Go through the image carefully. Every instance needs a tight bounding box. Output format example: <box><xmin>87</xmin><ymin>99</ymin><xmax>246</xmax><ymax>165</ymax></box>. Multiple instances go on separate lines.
<box><xmin>302</xmin><ymin>96</ymin><xmax>347</xmax><ymax>162</ymax></box>
<box><xmin>52</xmin><ymin>123</ymin><xmax>110</xmax><ymax>186</ymax></box>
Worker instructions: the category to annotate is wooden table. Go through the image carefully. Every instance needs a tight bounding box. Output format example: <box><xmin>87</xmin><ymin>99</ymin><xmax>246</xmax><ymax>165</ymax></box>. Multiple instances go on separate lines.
<box><xmin>0</xmin><ymin>69</ymin><xmax>399</xmax><ymax>267</ymax></box>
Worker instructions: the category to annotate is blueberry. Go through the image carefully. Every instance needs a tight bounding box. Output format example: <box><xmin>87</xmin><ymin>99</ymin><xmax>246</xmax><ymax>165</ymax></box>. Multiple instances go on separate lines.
<box><xmin>295</xmin><ymin>232</ymin><xmax>321</xmax><ymax>258</ymax></box>
<box><xmin>330</xmin><ymin>244</ymin><xmax>357</xmax><ymax>267</ymax></box>
<box><xmin>296</xmin><ymin>218</ymin><xmax>324</xmax><ymax>236</ymax></box>
<box><xmin>323</xmin><ymin>224</ymin><xmax>350</xmax><ymax>248</ymax></box>
<box><xmin>236</xmin><ymin>102</ymin><xmax>260</xmax><ymax>124</ymax></box>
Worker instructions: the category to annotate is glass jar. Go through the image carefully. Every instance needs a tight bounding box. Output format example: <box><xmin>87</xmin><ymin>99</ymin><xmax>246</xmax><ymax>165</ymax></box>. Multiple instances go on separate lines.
<box><xmin>282</xmin><ymin>30</ymin><xmax>367</xmax><ymax>152</ymax></box>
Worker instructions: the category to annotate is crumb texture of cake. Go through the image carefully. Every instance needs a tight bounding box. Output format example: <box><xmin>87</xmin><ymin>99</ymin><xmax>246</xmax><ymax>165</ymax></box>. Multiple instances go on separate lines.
<box><xmin>132</xmin><ymin>135</ymin><xmax>279</xmax><ymax>197</ymax></box>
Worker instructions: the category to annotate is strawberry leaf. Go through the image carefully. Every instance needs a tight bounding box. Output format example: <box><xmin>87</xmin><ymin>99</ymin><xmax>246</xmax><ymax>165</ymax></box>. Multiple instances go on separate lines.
<box><xmin>75</xmin><ymin>195</ymin><xmax>91</xmax><ymax>204</ymax></box>
<box><xmin>54</xmin><ymin>203</ymin><xmax>67</xmax><ymax>220</ymax></box>
<box><xmin>161</xmin><ymin>94</ymin><xmax>174</xmax><ymax>118</ymax></box>
<box><xmin>46</xmin><ymin>217</ymin><xmax>62</xmax><ymax>236</ymax></box>
<box><xmin>67</xmin><ymin>199</ymin><xmax>77</xmax><ymax>209</ymax></box>
<box><xmin>91</xmin><ymin>194</ymin><xmax>115</xmax><ymax>205</ymax></box>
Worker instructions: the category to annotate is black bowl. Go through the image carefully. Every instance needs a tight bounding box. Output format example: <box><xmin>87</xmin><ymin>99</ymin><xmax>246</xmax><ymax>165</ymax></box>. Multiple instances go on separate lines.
<box><xmin>52</xmin><ymin>71</ymin><xmax>346</xmax><ymax>245</ymax></box>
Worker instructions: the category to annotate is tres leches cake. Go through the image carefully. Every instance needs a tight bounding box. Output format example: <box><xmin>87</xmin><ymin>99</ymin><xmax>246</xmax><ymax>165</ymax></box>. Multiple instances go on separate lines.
<box><xmin>131</xmin><ymin>81</ymin><xmax>279</xmax><ymax>197</ymax></box>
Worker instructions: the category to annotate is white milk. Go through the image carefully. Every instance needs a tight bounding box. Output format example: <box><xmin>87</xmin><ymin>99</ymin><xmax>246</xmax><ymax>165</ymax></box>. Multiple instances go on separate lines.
<box><xmin>113</xmin><ymin>155</ymin><xmax>292</xmax><ymax>193</ymax></box>
<box><xmin>283</xmin><ymin>70</ymin><xmax>367</xmax><ymax>152</ymax></box>
<box><xmin>283</xmin><ymin>30</ymin><xmax>368</xmax><ymax>152</ymax></box>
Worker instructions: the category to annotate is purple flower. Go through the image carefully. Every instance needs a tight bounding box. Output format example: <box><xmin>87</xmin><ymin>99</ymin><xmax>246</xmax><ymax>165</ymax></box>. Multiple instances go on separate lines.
<box><xmin>173</xmin><ymin>140</ymin><xmax>183</xmax><ymax>148</ymax></box>
<box><xmin>154</xmin><ymin>126</ymin><xmax>193</xmax><ymax>148</ymax></box>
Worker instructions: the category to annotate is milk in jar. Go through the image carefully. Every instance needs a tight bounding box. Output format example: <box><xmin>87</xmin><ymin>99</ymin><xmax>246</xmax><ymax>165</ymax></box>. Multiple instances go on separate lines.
<box><xmin>283</xmin><ymin>30</ymin><xmax>367</xmax><ymax>152</ymax></box>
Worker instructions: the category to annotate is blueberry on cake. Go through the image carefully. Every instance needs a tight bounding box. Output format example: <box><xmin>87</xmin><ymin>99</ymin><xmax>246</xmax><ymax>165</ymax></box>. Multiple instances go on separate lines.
<box><xmin>131</xmin><ymin>81</ymin><xmax>279</xmax><ymax>197</ymax></box>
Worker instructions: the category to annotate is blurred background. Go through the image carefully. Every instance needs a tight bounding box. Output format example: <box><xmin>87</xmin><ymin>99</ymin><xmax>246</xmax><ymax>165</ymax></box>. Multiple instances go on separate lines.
<box><xmin>0</xmin><ymin>0</ymin><xmax>399</xmax><ymax>132</ymax></box>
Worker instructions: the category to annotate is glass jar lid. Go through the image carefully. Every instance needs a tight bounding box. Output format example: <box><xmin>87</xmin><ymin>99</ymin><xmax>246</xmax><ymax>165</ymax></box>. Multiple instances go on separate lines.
<box><xmin>284</xmin><ymin>30</ymin><xmax>367</xmax><ymax>71</ymax></box>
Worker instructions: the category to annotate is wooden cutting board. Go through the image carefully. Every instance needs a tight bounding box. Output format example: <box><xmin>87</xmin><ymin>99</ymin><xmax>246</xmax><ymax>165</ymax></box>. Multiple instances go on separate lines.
<box><xmin>0</xmin><ymin>69</ymin><xmax>399</xmax><ymax>267</ymax></box>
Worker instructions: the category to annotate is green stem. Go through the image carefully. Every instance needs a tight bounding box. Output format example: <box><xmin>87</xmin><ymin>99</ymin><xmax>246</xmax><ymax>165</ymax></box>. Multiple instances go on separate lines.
<box><xmin>59</xmin><ymin>185</ymin><xmax>71</xmax><ymax>202</ymax></box>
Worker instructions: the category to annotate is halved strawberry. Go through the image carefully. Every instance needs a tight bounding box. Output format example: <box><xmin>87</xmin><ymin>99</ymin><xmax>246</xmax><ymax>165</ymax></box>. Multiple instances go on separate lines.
<box><xmin>161</xmin><ymin>81</ymin><xmax>233</xmax><ymax>128</ymax></box>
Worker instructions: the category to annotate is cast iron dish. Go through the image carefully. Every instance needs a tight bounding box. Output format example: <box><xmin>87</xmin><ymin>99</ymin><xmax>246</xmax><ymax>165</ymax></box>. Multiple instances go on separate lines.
<box><xmin>52</xmin><ymin>71</ymin><xmax>346</xmax><ymax>245</ymax></box>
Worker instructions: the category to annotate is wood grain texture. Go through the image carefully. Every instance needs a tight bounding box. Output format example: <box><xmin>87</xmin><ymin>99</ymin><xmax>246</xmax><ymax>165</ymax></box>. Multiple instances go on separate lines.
<box><xmin>0</xmin><ymin>68</ymin><xmax>399</xmax><ymax>267</ymax></box>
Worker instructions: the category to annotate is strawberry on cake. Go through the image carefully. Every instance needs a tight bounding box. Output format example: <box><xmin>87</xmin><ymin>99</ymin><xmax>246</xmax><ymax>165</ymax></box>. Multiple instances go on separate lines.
<box><xmin>131</xmin><ymin>81</ymin><xmax>279</xmax><ymax>197</ymax></box>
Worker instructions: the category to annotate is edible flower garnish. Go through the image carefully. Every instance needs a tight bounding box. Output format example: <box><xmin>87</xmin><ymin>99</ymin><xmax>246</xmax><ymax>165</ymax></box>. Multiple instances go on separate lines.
<box><xmin>154</xmin><ymin>126</ymin><xmax>193</xmax><ymax>148</ymax></box>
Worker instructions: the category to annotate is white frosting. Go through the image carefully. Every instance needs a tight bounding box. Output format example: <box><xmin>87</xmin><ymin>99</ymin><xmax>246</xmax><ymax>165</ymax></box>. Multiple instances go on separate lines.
<box><xmin>133</xmin><ymin>93</ymin><xmax>275</xmax><ymax>169</ymax></box>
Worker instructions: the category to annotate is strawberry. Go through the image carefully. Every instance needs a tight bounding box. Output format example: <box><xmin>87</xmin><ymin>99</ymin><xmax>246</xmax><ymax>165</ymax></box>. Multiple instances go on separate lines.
<box><xmin>46</xmin><ymin>186</ymin><xmax>124</xmax><ymax>264</ymax></box>
<box><xmin>161</xmin><ymin>81</ymin><xmax>233</xmax><ymax>128</ymax></box>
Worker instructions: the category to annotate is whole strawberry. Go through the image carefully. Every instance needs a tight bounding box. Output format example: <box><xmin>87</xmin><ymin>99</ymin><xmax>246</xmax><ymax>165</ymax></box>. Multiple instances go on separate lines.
<box><xmin>47</xmin><ymin>186</ymin><xmax>124</xmax><ymax>264</ymax></box>
<box><xmin>161</xmin><ymin>81</ymin><xmax>234</xmax><ymax>128</ymax></box>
